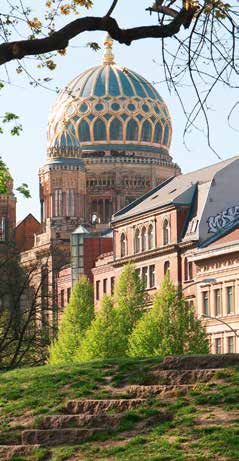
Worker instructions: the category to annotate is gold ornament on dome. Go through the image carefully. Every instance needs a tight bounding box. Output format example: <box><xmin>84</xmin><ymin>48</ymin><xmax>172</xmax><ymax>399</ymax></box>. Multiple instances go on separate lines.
<box><xmin>103</xmin><ymin>33</ymin><xmax>115</xmax><ymax>65</ymax></box>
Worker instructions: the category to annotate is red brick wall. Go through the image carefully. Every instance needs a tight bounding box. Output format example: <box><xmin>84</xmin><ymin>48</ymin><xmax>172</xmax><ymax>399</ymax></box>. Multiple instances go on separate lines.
<box><xmin>16</xmin><ymin>214</ymin><xmax>41</xmax><ymax>251</ymax></box>
<box><xmin>84</xmin><ymin>237</ymin><xmax>113</xmax><ymax>283</ymax></box>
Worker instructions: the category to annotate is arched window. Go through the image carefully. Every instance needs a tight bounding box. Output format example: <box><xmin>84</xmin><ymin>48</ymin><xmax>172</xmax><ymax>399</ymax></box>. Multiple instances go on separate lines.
<box><xmin>121</xmin><ymin>233</ymin><xmax>126</xmax><ymax>257</ymax></box>
<box><xmin>154</xmin><ymin>122</ymin><xmax>162</xmax><ymax>143</ymax></box>
<box><xmin>126</xmin><ymin>119</ymin><xmax>139</xmax><ymax>141</ymax></box>
<box><xmin>141</xmin><ymin>226</ymin><xmax>147</xmax><ymax>252</ymax></box>
<box><xmin>110</xmin><ymin>118</ymin><xmax>123</xmax><ymax>140</ymax></box>
<box><xmin>164</xmin><ymin>261</ymin><xmax>170</xmax><ymax>278</ymax></box>
<box><xmin>163</xmin><ymin>124</ymin><xmax>169</xmax><ymax>145</ymax></box>
<box><xmin>94</xmin><ymin>119</ymin><xmax>106</xmax><ymax>141</ymax></box>
<box><xmin>148</xmin><ymin>224</ymin><xmax>154</xmax><ymax>250</ymax></box>
<box><xmin>135</xmin><ymin>228</ymin><xmax>140</xmax><ymax>253</ymax></box>
<box><xmin>142</xmin><ymin>120</ymin><xmax>152</xmax><ymax>142</ymax></box>
<box><xmin>78</xmin><ymin>120</ymin><xmax>90</xmax><ymax>142</ymax></box>
<box><xmin>163</xmin><ymin>219</ymin><xmax>170</xmax><ymax>245</ymax></box>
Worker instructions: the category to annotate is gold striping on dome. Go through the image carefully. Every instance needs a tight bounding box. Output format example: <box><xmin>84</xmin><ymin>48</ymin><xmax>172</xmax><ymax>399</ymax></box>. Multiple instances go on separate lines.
<box><xmin>103</xmin><ymin>33</ymin><xmax>115</xmax><ymax>65</ymax></box>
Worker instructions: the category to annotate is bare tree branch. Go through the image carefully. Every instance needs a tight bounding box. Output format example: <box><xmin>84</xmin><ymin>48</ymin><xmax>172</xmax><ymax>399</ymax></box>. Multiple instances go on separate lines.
<box><xmin>0</xmin><ymin>7</ymin><xmax>198</xmax><ymax>65</ymax></box>
<box><xmin>106</xmin><ymin>0</ymin><xmax>119</xmax><ymax>18</ymax></box>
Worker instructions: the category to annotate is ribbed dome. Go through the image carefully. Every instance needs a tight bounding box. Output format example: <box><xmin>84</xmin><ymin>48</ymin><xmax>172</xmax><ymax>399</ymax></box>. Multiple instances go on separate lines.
<box><xmin>47</xmin><ymin>36</ymin><xmax>172</xmax><ymax>156</ymax></box>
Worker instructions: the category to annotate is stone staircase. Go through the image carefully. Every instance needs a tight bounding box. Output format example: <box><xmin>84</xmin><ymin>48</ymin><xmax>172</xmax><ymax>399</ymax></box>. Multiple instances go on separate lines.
<box><xmin>1</xmin><ymin>355</ymin><xmax>238</xmax><ymax>460</ymax></box>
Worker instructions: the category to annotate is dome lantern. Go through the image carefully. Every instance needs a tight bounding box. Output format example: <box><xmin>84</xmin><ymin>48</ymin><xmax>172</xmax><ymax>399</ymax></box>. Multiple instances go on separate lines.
<box><xmin>103</xmin><ymin>33</ymin><xmax>115</xmax><ymax>65</ymax></box>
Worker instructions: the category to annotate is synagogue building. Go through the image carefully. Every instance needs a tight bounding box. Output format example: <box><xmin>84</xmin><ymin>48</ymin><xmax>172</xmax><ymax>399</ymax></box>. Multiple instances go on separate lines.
<box><xmin>0</xmin><ymin>35</ymin><xmax>238</xmax><ymax>353</ymax></box>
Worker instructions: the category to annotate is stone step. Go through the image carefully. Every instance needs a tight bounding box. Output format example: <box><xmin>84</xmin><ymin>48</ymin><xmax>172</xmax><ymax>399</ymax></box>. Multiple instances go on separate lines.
<box><xmin>160</xmin><ymin>354</ymin><xmax>239</xmax><ymax>370</ymax></box>
<box><xmin>147</xmin><ymin>368</ymin><xmax>221</xmax><ymax>385</ymax></box>
<box><xmin>125</xmin><ymin>384</ymin><xmax>194</xmax><ymax>398</ymax></box>
<box><xmin>0</xmin><ymin>445</ymin><xmax>40</xmax><ymax>461</ymax></box>
<box><xmin>64</xmin><ymin>398</ymin><xmax>145</xmax><ymax>415</ymax></box>
<box><xmin>22</xmin><ymin>428</ymin><xmax>101</xmax><ymax>446</ymax></box>
<box><xmin>37</xmin><ymin>413</ymin><xmax>122</xmax><ymax>430</ymax></box>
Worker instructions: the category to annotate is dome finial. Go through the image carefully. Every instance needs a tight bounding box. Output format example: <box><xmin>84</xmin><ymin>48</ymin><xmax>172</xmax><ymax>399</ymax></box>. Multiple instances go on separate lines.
<box><xmin>103</xmin><ymin>33</ymin><xmax>115</xmax><ymax>65</ymax></box>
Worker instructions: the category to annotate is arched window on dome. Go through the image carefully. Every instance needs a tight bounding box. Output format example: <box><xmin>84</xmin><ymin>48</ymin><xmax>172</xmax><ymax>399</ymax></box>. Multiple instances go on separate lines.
<box><xmin>134</xmin><ymin>228</ymin><xmax>140</xmax><ymax>254</ymax></box>
<box><xmin>126</xmin><ymin>119</ymin><xmax>139</xmax><ymax>141</ymax></box>
<box><xmin>163</xmin><ymin>124</ymin><xmax>169</xmax><ymax>146</ymax></box>
<box><xmin>120</xmin><ymin>233</ymin><xmax>126</xmax><ymax>257</ymax></box>
<box><xmin>78</xmin><ymin>120</ymin><xmax>90</xmax><ymax>142</ymax></box>
<box><xmin>148</xmin><ymin>224</ymin><xmax>154</xmax><ymax>250</ymax></box>
<box><xmin>141</xmin><ymin>226</ymin><xmax>147</xmax><ymax>252</ymax></box>
<box><xmin>110</xmin><ymin>118</ymin><xmax>123</xmax><ymax>140</ymax></box>
<box><xmin>154</xmin><ymin>122</ymin><xmax>163</xmax><ymax>143</ymax></box>
<box><xmin>142</xmin><ymin>120</ymin><xmax>152</xmax><ymax>142</ymax></box>
<box><xmin>94</xmin><ymin>119</ymin><xmax>107</xmax><ymax>141</ymax></box>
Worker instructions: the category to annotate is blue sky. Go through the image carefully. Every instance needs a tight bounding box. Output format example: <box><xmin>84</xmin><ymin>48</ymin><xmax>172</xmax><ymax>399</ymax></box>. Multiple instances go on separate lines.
<box><xmin>1</xmin><ymin>0</ymin><xmax>239</xmax><ymax>220</ymax></box>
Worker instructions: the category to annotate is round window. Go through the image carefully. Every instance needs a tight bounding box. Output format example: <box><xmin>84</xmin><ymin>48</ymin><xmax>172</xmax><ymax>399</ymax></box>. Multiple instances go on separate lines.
<box><xmin>128</xmin><ymin>103</ymin><xmax>136</xmax><ymax>111</ymax></box>
<box><xmin>80</xmin><ymin>103</ymin><xmax>88</xmax><ymax>113</ymax></box>
<box><xmin>111</xmin><ymin>103</ymin><xmax>120</xmax><ymax>111</ymax></box>
<box><xmin>95</xmin><ymin>103</ymin><xmax>104</xmax><ymax>111</ymax></box>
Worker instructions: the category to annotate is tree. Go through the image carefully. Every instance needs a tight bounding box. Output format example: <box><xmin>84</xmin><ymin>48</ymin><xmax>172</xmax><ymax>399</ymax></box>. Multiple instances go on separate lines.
<box><xmin>49</xmin><ymin>276</ymin><xmax>94</xmax><ymax>364</ymax></box>
<box><xmin>128</xmin><ymin>274</ymin><xmax>209</xmax><ymax>357</ymax></box>
<box><xmin>77</xmin><ymin>294</ymin><xmax>121</xmax><ymax>361</ymax></box>
<box><xmin>0</xmin><ymin>251</ymin><xmax>53</xmax><ymax>369</ymax></box>
<box><xmin>0</xmin><ymin>1</ymin><xmax>238</xmax><ymax>147</ymax></box>
<box><xmin>114</xmin><ymin>262</ymin><xmax>148</xmax><ymax>355</ymax></box>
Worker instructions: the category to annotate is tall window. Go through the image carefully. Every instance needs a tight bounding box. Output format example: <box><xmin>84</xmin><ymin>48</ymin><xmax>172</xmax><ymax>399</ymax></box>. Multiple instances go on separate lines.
<box><xmin>226</xmin><ymin>286</ymin><xmax>234</xmax><ymax>314</ymax></box>
<box><xmin>110</xmin><ymin>118</ymin><xmax>123</xmax><ymax>140</ymax></box>
<box><xmin>0</xmin><ymin>217</ymin><xmax>6</xmax><ymax>241</ymax></box>
<box><xmin>154</xmin><ymin>122</ymin><xmax>162</xmax><ymax>143</ymax></box>
<box><xmin>215</xmin><ymin>338</ymin><xmax>222</xmax><ymax>354</ymax></box>
<box><xmin>228</xmin><ymin>336</ymin><xmax>234</xmax><ymax>353</ymax></box>
<box><xmin>149</xmin><ymin>265</ymin><xmax>155</xmax><ymax>288</ymax></box>
<box><xmin>111</xmin><ymin>277</ymin><xmax>115</xmax><ymax>296</ymax></box>
<box><xmin>148</xmin><ymin>224</ymin><xmax>154</xmax><ymax>250</ymax></box>
<box><xmin>142</xmin><ymin>267</ymin><xmax>148</xmax><ymax>288</ymax></box>
<box><xmin>163</xmin><ymin>219</ymin><xmax>169</xmax><ymax>245</ymax></box>
<box><xmin>188</xmin><ymin>262</ymin><xmax>193</xmax><ymax>280</ymax></box>
<box><xmin>103</xmin><ymin>279</ymin><xmax>107</xmax><ymax>294</ymax></box>
<box><xmin>214</xmin><ymin>289</ymin><xmax>221</xmax><ymax>317</ymax></box>
<box><xmin>135</xmin><ymin>228</ymin><xmax>140</xmax><ymax>253</ymax></box>
<box><xmin>142</xmin><ymin>120</ymin><xmax>152</xmax><ymax>142</ymax></box>
<box><xmin>78</xmin><ymin>120</ymin><xmax>90</xmax><ymax>142</ymax></box>
<box><xmin>164</xmin><ymin>261</ymin><xmax>170</xmax><ymax>278</ymax></box>
<box><xmin>60</xmin><ymin>289</ymin><xmax>65</xmax><ymax>309</ymax></box>
<box><xmin>94</xmin><ymin>119</ymin><xmax>106</xmax><ymax>141</ymax></box>
<box><xmin>141</xmin><ymin>226</ymin><xmax>147</xmax><ymax>252</ymax></box>
<box><xmin>67</xmin><ymin>287</ymin><xmax>71</xmax><ymax>303</ymax></box>
<box><xmin>126</xmin><ymin>119</ymin><xmax>138</xmax><ymax>141</ymax></box>
<box><xmin>120</xmin><ymin>233</ymin><xmax>126</xmax><ymax>257</ymax></box>
<box><xmin>54</xmin><ymin>189</ymin><xmax>63</xmax><ymax>217</ymax></box>
<box><xmin>96</xmin><ymin>281</ymin><xmax>100</xmax><ymax>301</ymax></box>
<box><xmin>202</xmin><ymin>291</ymin><xmax>209</xmax><ymax>316</ymax></box>
<box><xmin>66</xmin><ymin>190</ymin><xmax>75</xmax><ymax>217</ymax></box>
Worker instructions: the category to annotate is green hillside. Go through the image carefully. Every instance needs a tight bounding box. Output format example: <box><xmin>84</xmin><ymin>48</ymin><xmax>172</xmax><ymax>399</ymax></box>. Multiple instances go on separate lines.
<box><xmin>0</xmin><ymin>355</ymin><xmax>239</xmax><ymax>461</ymax></box>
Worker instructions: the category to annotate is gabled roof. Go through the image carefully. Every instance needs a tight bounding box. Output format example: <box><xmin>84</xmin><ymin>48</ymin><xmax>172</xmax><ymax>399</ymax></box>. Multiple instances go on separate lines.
<box><xmin>16</xmin><ymin>213</ymin><xmax>40</xmax><ymax>228</ymax></box>
<box><xmin>112</xmin><ymin>157</ymin><xmax>238</xmax><ymax>223</ymax></box>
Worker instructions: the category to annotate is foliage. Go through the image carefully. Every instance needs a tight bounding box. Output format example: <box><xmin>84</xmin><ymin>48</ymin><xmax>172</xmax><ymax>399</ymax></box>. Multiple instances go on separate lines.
<box><xmin>49</xmin><ymin>276</ymin><xmax>94</xmax><ymax>364</ymax></box>
<box><xmin>114</xmin><ymin>262</ymin><xmax>148</xmax><ymax>355</ymax></box>
<box><xmin>77</xmin><ymin>294</ymin><xmax>122</xmax><ymax>361</ymax></box>
<box><xmin>0</xmin><ymin>157</ymin><xmax>31</xmax><ymax>198</ymax></box>
<box><xmin>128</xmin><ymin>274</ymin><xmax>209</xmax><ymax>357</ymax></box>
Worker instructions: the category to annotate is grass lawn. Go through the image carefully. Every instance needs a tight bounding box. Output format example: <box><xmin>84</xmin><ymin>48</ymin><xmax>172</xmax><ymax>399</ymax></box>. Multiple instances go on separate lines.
<box><xmin>0</xmin><ymin>356</ymin><xmax>239</xmax><ymax>461</ymax></box>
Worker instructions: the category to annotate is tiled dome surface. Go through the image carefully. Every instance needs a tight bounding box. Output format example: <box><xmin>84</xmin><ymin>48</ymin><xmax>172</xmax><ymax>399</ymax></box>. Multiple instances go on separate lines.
<box><xmin>47</xmin><ymin>38</ymin><xmax>172</xmax><ymax>156</ymax></box>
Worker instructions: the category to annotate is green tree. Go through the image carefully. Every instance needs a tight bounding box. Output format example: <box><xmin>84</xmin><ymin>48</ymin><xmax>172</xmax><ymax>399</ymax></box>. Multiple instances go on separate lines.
<box><xmin>114</xmin><ymin>262</ymin><xmax>147</xmax><ymax>356</ymax></box>
<box><xmin>77</xmin><ymin>294</ymin><xmax>121</xmax><ymax>361</ymax></box>
<box><xmin>128</xmin><ymin>274</ymin><xmax>209</xmax><ymax>357</ymax></box>
<box><xmin>49</xmin><ymin>276</ymin><xmax>94</xmax><ymax>364</ymax></box>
